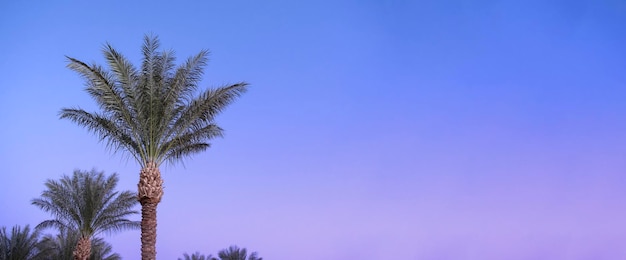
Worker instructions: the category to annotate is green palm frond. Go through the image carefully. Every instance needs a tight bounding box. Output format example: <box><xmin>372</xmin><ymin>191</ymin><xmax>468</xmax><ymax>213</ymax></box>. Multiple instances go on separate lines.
<box><xmin>65</xmin><ymin>57</ymin><xmax>137</xmax><ymax>139</ymax></box>
<box><xmin>60</xmin><ymin>34</ymin><xmax>249</xmax><ymax>168</ymax></box>
<box><xmin>59</xmin><ymin>108</ymin><xmax>142</xmax><ymax>161</ymax></box>
<box><xmin>159</xmin><ymin>124</ymin><xmax>223</xmax><ymax>162</ymax></box>
<box><xmin>34</xmin><ymin>220</ymin><xmax>70</xmax><ymax>233</ymax></box>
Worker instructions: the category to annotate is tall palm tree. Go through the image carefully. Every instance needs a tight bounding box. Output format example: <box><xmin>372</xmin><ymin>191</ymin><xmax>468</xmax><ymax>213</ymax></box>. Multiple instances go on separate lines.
<box><xmin>0</xmin><ymin>225</ymin><xmax>45</xmax><ymax>260</ymax></box>
<box><xmin>37</xmin><ymin>230</ymin><xmax>121</xmax><ymax>260</ymax></box>
<box><xmin>216</xmin><ymin>245</ymin><xmax>262</xmax><ymax>260</ymax></box>
<box><xmin>31</xmin><ymin>169</ymin><xmax>139</xmax><ymax>260</ymax></box>
<box><xmin>178</xmin><ymin>252</ymin><xmax>215</xmax><ymax>260</ymax></box>
<box><xmin>59</xmin><ymin>34</ymin><xmax>248</xmax><ymax>260</ymax></box>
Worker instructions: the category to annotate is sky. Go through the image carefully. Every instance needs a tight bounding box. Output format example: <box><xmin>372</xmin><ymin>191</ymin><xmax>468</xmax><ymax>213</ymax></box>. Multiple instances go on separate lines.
<box><xmin>1</xmin><ymin>0</ymin><xmax>626</xmax><ymax>259</ymax></box>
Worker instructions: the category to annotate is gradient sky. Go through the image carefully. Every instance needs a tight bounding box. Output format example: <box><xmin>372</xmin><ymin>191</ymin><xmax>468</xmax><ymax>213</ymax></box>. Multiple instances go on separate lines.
<box><xmin>1</xmin><ymin>1</ymin><xmax>626</xmax><ymax>259</ymax></box>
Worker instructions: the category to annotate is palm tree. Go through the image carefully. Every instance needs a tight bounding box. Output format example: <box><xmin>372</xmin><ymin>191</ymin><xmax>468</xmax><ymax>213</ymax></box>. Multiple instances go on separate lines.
<box><xmin>216</xmin><ymin>245</ymin><xmax>262</xmax><ymax>260</ymax></box>
<box><xmin>0</xmin><ymin>225</ymin><xmax>45</xmax><ymax>260</ymax></box>
<box><xmin>31</xmin><ymin>169</ymin><xmax>139</xmax><ymax>260</ymax></box>
<box><xmin>37</xmin><ymin>230</ymin><xmax>121</xmax><ymax>260</ymax></box>
<box><xmin>59</xmin><ymin>34</ymin><xmax>249</xmax><ymax>260</ymax></box>
<box><xmin>178</xmin><ymin>252</ymin><xmax>215</xmax><ymax>260</ymax></box>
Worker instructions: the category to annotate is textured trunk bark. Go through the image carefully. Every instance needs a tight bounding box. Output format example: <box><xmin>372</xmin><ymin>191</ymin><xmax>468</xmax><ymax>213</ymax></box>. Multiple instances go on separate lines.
<box><xmin>73</xmin><ymin>236</ymin><xmax>91</xmax><ymax>260</ymax></box>
<box><xmin>140</xmin><ymin>200</ymin><xmax>158</xmax><ymax>260</ymax></box>
<box><xmin>138</xmin><ymin>161</ymin><xmax>163</xmax><ymax>260</ymax></box>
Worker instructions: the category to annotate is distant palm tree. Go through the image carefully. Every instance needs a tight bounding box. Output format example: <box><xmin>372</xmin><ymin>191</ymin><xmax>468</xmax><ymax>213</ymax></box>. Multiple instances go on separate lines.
<box><xmin>38</xmin><ymin>230</ymin><xmax>121</xmax><ymax>260</ymax></box>
<box><xmin>216</xmin><ymin>245</ymin><xmax>262</xmax><ymax>260</ymax></box>
<box><xmin>0</xmin><ymin>225</ymin><xmax>45</xmax><ymax>260</ymax></box>
<box><xmin>178</xmin><ymin>252</ymin><xmax>215</xmax><ymax>260</ymax></box>
<box><xmin>59</xmin><ymin>34</ymin><xmax>248</xmax><ymax>260</ymax></box>
<box><xmin>31</xmin><ymin>169</ymin><xmax>139</xmax><ymax>260</ymax></box>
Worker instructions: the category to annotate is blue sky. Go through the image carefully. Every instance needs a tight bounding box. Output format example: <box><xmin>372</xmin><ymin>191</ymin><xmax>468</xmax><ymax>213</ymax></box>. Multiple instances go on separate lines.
<box><xmin>1</xmin><ymin>0</ymin><xmax>626</xmax><ymax>259</ymax></box>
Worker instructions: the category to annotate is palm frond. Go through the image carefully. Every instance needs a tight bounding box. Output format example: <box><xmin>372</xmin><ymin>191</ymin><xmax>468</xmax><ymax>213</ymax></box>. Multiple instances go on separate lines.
<box><xmin>59</xmin><ymin>108</ymin><xmax>142</xmax><ymax>161</ymax></box>
<box><xmin>168</xmin><ymin>50</ymin><xmax>210</xmax><ymax>108</ymax></box>
<box><xmin>172</xmin><ymin>83</ymin><xmax>248</xmax><ymax>132</ymax></box>
<box><xmin>66</xmin><ymin>56</ymin><xmax>137</xmax><ymax>132</ymax></box>
<box><xmin>163</xmin><ymin>143</ymin><xmax>211</xmax><ymax>164</ymax></box>
<box><xmin>35</xmin><ymin>220</ymin><xmax>70</xmax><ymax>232</ymax></box>
<box><xmin>159</xmin><ymin>124</ymin><xmax>223</xmax><ymax>162</ymax></box>
<box><xmin>161</xmin><ymin>83</ymin><xmax>248</xmax><ymax>161</ymax></box>
<box><xmin>102</xmin><ymin>44</ymin><xmax>141</xmax><ymax>133</ymax></box>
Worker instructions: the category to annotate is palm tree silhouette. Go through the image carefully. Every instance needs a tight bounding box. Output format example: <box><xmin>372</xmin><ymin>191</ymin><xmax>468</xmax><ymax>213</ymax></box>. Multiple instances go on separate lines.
<box><xmin>216</xmin><ymin>245</ymin><xmax>262</xmax><ymax>260</ymax></box>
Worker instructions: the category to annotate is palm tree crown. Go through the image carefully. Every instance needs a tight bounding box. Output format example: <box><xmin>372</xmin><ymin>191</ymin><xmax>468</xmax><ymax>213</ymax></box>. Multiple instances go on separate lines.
<box><xmin>32</xmin><ymin>169</ymin><xmax>139</xmax><ymax>237</ymax></box>
<box><xmin>60</xmin><ymin>35</ymin><xmax>248</xmax><ymax>169</ymax></box>
<box><xmin>217</xmin><ymin>245</ymin><xmax>262</xmax><ymax>260</ymax></box>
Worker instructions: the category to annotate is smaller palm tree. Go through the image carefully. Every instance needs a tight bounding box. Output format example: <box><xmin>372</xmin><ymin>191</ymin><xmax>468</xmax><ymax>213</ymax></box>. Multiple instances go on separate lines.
<box><xmin>0</xmin><ymin>225</ymin><xmax>45</xmax><ymax>260</ymax></box>
<box><xmin>32</xmin><ymin>169</ymin><xmax>139</xmax><ymax>260</ymax></box>
<box><xmin>216</xmin><ymin>245</ymin><xmax>262</xmax><ymax>260</ymax></box>
<box><xmin>178</xmin><ymin>251</ymin><xmax>215</xmax><ymax>260</ymax></box>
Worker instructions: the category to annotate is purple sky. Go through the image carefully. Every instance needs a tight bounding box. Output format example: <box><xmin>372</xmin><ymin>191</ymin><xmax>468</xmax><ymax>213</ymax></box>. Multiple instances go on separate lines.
<box><xmin>2</xmin><ymin>1</ymin><xmax>626</xmax><ymax>259</ymax></box>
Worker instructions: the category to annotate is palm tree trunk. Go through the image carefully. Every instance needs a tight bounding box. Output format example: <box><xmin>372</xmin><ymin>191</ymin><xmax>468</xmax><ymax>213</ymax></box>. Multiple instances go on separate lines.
<box><xmin>138</xmin><ymin>162</ymin><xmax>164</xmax><ymax>260</ymax></box>
<box><xmin>73</xmin><ymin>236</ymin><xmax>91</xmax><ymax>260</ymax></box>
